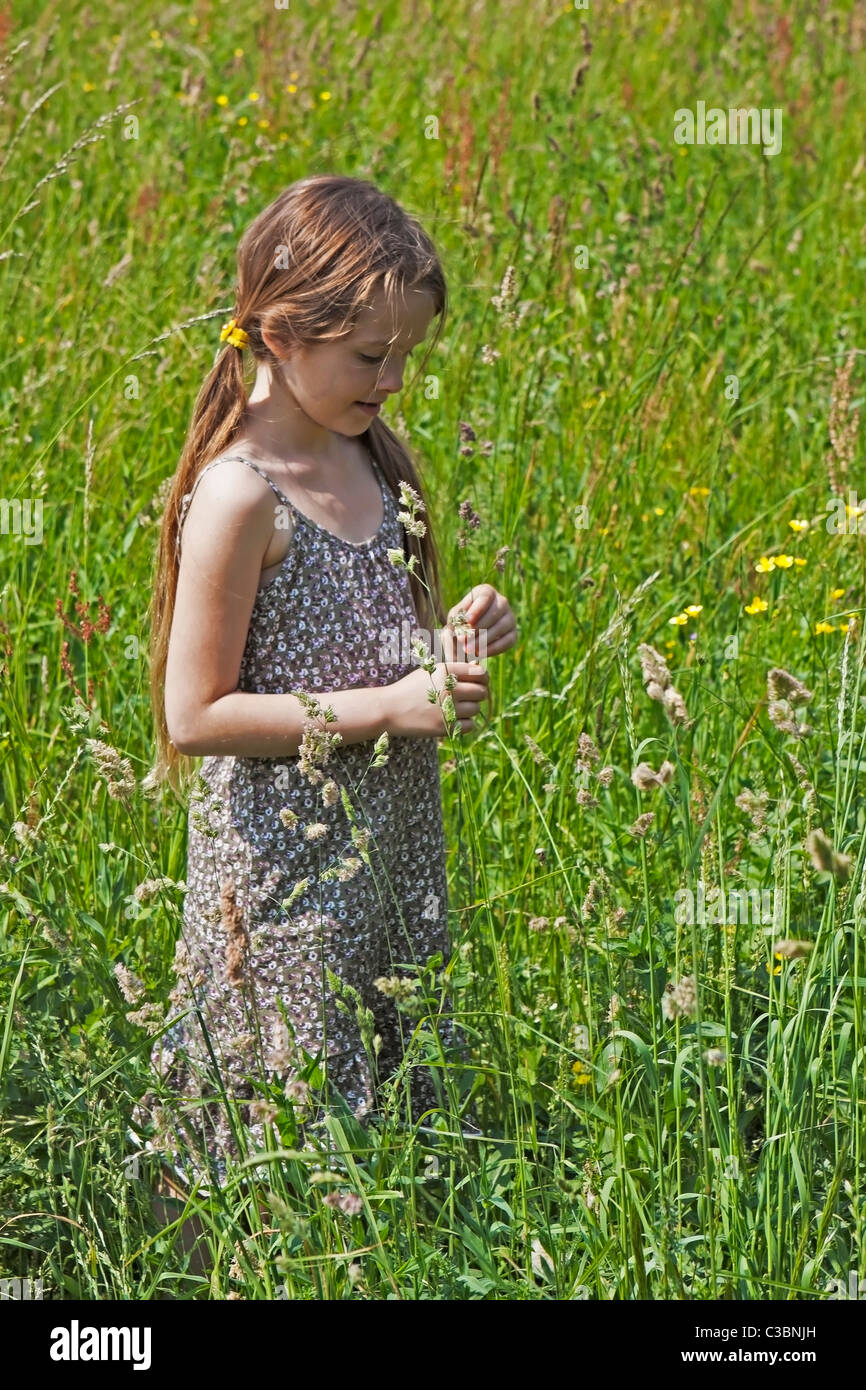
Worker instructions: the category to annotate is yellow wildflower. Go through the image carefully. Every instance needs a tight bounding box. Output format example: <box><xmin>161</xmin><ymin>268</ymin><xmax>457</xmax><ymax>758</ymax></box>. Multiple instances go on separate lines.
<box><xmin>684</xmin><ymin>604</ymin><xmax>703</xmax><ymax>616</ymax></box>
<box><xmin>572</xmin><ymin>1060</ymin><xmax>593</xmax><ymax>1085</ymax></box>
<box><xmin>788</xmin><ymin>518</ymin><xmax>809</xmax><ymax>531</ymax></box>
<box><xmin>774</xmin><ymin>554</ymin><xmax>794</xmax><ymax>568</ymax></box>
<box><xmin>814</xmin><ymin>621</ymin><xmax>835</xmax><ymax>634</ymax></box>
<box><xmin>669</xmin><ymin>613</ymin><xmax>688</xmax><ymax>626</ymax></box>
<box><xmin>745</xmin><ymin>597</ymin><xmax>768</xmax><ymax>615</ymax></box>
<box><xmin>830</xmin><ymin>588</ymin><xmax>845</xmax><ymax>599</ymax></box>
<box><xmin>755</xmin><ymin>556</ymin><xmax>776</xmax><ymax>573</ymax></box>
<box><xmin>216</xmin><ymin>94</ymin><xmax>229</xmax><ymax>106</ymax></box>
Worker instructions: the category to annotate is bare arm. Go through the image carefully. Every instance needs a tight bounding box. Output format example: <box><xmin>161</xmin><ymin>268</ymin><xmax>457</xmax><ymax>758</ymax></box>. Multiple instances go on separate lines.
<box><xmin>165</xmin><ymin>459</ymin><xmax>394</xmax><ymax>758</ymax></box>
<box><xmin>174</xmin><ymin>688</ymin><xmax>392</xmax><ymax>759</ymax></box>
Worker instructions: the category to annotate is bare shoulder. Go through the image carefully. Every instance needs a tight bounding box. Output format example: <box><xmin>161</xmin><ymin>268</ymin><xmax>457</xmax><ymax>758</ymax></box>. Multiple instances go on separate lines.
<box><xmin>183</xmin><ymin>454</ymin><xmax>281</xmax><ymax>531</ymax></box>
<box><xmin>180</xmin><ymin>455</ymin><xmax>278</xmax><ymax>567</ymax></box>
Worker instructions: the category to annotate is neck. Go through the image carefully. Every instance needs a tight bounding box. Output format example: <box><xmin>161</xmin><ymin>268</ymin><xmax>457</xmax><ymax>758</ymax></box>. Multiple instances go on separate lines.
<box><xmin>243</xmin><ymin>366</ymin><xmax>357</xmax><ymax>468</ymax></box>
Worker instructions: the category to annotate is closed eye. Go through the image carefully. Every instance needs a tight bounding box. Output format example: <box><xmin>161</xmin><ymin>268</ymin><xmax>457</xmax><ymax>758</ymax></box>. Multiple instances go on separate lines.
<box><xmin>358</xmin><ymin>348</ymin><xmax>418</xmax><ymax>364</ymax></box>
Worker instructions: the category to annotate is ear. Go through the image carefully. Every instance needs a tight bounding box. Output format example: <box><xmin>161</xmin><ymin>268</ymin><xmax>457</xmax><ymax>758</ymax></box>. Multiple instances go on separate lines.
<box><xmin>261</xmin><ymin>324</ymin><xmax>290</xmax><ymax>363</ymax></box>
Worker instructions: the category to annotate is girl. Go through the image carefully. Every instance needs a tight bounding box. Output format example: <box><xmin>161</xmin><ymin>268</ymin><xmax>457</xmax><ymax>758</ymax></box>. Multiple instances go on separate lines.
<box><xmin>134</xmin><ymin>174</ymin><xmax>518</xmax><ymax>1196</ymax></box>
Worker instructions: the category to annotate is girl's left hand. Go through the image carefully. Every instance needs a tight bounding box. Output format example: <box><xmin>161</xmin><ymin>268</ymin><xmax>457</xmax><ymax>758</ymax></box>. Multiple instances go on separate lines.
<box><xmin>442</xmin><ymin>584</ymin><xmax>519</xmax><ymax>661</ymax></box>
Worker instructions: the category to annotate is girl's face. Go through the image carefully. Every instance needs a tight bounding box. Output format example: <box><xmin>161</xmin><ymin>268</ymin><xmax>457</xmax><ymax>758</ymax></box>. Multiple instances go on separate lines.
<box><xmin>280</xmin><ymin>286</ymin><xmax>437</xmax><ymax>435</ymax></box>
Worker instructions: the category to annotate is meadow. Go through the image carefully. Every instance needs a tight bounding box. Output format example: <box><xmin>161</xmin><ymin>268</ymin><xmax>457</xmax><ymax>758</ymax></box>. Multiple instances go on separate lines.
<box><xmin>1</xmin><ymin>0</ymin><xmax>866</xmax><ymax>1301</ymax></box>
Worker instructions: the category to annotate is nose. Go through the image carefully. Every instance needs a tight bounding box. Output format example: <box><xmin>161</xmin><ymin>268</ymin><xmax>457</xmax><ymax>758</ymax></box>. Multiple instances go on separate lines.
<box><xmin>375</xmin><ymin>354</ymin><xmax>407</xmax><ymax>395</ymax></box>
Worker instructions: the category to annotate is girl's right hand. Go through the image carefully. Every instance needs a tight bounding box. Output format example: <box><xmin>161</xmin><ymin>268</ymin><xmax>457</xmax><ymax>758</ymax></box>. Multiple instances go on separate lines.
<box><xmin>387</xmin><ymin>662</ymin><xmax>491</xmax><ymax>738</ymax></box>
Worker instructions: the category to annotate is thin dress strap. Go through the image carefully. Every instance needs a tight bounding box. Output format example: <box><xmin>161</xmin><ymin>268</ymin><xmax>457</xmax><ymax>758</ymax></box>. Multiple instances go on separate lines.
<box><xmin>175</xmin><ymin>454</ymin><xmax>294</xmax><ymax>555</ymax></box>
<box><xmin>174</xmin><ymin>443</ymin><xmax>387</xmax><ymax>554</ymax></box>
<box><xmin>217</xmin><ymin>455</ymin><xmax>295</xmax><ymax>508</ymax></box>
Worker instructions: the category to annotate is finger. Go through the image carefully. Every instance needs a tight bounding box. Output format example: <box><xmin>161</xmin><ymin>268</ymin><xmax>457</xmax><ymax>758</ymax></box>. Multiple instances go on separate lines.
<box><xmin>453</xmin><ymin>631</ymin><xmax>489</xmax><ymax>662</ymax></box>
<box><xmin>483</xmin><ymin>633</ymin><xmax>518</xmax><ymax>658</ymax></box>
<box><xmin>470</xmin><ymin>681</ymin><xmax>492</xmax><ymax>713</ymax></box>
<box><xmin>459</xmin><ymin>634</ymin><xmax>511</xmax><ymax>661</ymax></box>
<box><xmin>439</xmin><ymin>625</ymin><xmax>458</xmax><ymax>663</ymax></box>
<box><xmin>472</xmin><ymin>614</ymin><xmax>515</xmax><ymax>649</ymax></box>
<box><xmin>454</xmin><ymin>688</ymin><xmax>488</xmax><ymax>719</ymax></box>
<box><xmin>466</xmin><ymin>596</ymin><xmax>505</xmax><ymax>631</ymax></box>
<box><xmin>454</xmin><ymin>678</ymin><xmax>487</xmax><ymax>705</ymax></box>
<box><xmin>453</xmin><ymin>613</ymin><xmax>504</xmax><ymax>656</ymax></box>
<box><xmin>447</xmin><ymin>595</ymin><xmax>481</xmax><ymax>626</ymax></box>
<box><xmin>462</xmin><ymin>585</ymin><xmax>497</xmax><ymax>625</ymax></box>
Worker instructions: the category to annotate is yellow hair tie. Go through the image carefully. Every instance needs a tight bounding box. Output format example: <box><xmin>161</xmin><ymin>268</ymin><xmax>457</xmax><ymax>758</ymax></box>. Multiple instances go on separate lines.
<box><xmin>220</xmin><ymin>316</ymin><xmax>249</xmax><ymax>349</ymax></box>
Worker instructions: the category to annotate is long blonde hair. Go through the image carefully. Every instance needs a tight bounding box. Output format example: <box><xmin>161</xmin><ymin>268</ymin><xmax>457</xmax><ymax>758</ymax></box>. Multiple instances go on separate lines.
<box><xmin>147</xmin><ymin>175</ymin><xmax>449</xmax><ymax>800</ymax></box>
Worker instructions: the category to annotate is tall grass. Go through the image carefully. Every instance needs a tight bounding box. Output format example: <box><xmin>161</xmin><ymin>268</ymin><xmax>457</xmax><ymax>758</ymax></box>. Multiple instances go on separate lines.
<box><xmin>1</xmin><ymin>1</ymin><xmax>865</xmax><ymax>1299</ymax></box>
